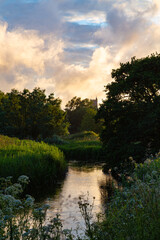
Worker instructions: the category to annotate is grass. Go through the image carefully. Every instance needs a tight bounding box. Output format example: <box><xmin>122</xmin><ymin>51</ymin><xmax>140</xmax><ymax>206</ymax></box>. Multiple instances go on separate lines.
<box><xmin>63</xmin><ymin>131</ymin><xmax>100</xmax><ymax>141</ymax></box>
<box><xmin>0</xmin><ymin>135</ymin><xmax>67</xmax><ymax>195</ymax></box>
<box><xmin>58</xmin><ymin>140</ymin><xmax>103</xmax><ymax>161</ymax></box>
<box><xmin>57</xmin><ymin>131</ymin><xmax>104</xmax><ymax>161</ymax></box>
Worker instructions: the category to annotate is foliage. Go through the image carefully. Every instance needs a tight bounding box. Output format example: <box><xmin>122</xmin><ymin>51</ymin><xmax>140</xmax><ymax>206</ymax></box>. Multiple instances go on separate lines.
<box><xmin>65</xmin><ymin>97</ymin><xmax>101</xmax><ymax>134</ymax></box>
<box><xmin>0</xmin><ymin>88</ymin><xmax>69</xmax><ymax>140</ymax></box>
<box><xmin>80</xmin><ymin>108</ymin><xmax>103</xmax><ymax>133</ymax></box>
<box><xmin>0</xmin><ymin>176</ymin><xmax>75</xmax><ymax>240</ymax></box>
<box><xmin>94</xmin><ymin>156</ymin><xmax>160</xmax><ymax>240</ymax></box>
<box><xmin>57</xmin><ymin>132</ymin><xmax>104</xmax><ymax>161</ymax></box>
<box><xmin>59</xmin><ymin>141</ymin><xmax>102</xmax><ymax>162</ymax></box>
<box><xmin>97</xmin><ymin>53</ymin><xmax>160</xmax><ymax>171</ymax></box>
<box><xmin>0</xmin><ymin>135</ymin><xmax>67</xmax><ymax>194</ymax></box>
<box><xmin>44</xmin><ymin>135</ymin><xmax>67</xmax><ymax>145</ymax></box>
<box><xmin>65</xmin><ymin>96</ymin><xmax>93</xmax><ymax>111</ymax></box>
<box><xmin>78</xmin><ymin>196</ymin><xmax>96</xmax><ymax>240</ymax></box>
<box><xmin>63</xmin><ymin>131</ymin><xmax>100</xmax><ymax>141</ymax></box>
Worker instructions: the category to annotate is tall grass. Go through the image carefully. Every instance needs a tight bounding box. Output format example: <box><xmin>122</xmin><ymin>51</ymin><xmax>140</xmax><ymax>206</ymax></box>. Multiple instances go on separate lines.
<box><xmin>58</xmin><ymin>140</ymin><xmax>103</xmax><ymax>161</ymax></box>
<box><xmin>63</xmin><ymin>131</ymin><xmax>100</xmax><ymax>141</ymax></box>
<box><xmin>53</xmin><ymin>131</ymin><xmax>104</xmax><ymax>162</ymax></box>
<box><xmin>0</xmin><ymin>135</ymin><xmax>67</xmax><ymax>195</ymax></box>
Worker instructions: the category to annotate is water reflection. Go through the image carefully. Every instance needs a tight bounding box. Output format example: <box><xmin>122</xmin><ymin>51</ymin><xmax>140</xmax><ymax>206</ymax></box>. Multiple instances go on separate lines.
<box><xmin>99</xmin><ymin>173</ymin><xmax>118</xmax><ymax>205</ymax></box>
<box><xmin>43</xmin><ymin>162</ymin><xmax>106</xmax><ymax>232</ymax></box>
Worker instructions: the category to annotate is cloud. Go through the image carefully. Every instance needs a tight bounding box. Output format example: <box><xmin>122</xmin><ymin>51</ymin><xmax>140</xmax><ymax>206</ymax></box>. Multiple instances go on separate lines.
<box><xmin>0</xmin><ymin>20</ymin><xmax>109</xmax><ymax>106</ymax></box>
<box><xmin>0</xmin><ymin>21</ymin><xmax>64</xmax><ymax>90</ymax></box>
<box><xmin>0</xmin><ymin>22</ymin><xmax>65</xmax><ymax>73</ymax></box>
<box><xmin>0</xmin><ymin>0</ymin><xmax>160</xmax><ymax>107</ymax></box>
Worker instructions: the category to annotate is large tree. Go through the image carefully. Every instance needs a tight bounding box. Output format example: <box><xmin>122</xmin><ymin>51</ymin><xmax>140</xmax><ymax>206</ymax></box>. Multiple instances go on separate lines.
<box><xmin>0</xmin><ymin>88</ymin><xmax>69</xmax><ymax>139</ymax></box>
<box><xmin>97</xmin><ymin>54</ymin><xmax>160</xmax><ymax>171</ymax></box>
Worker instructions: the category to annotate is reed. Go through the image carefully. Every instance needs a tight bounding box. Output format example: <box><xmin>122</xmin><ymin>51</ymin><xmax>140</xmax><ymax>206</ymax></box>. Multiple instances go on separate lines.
<box><xmin>58</xmin><ymin>140</ymin><xmax>103</xmax><ymax>161</ymax></box>
<box><xmin>0</xmin><ymin>135</ymin><xmax>67</xmax><ymax>194</ymax></box>
<box><xmin>53</xmin><ymin>131</ymin><xmax>104</xmax><ymax>162</ymax></box>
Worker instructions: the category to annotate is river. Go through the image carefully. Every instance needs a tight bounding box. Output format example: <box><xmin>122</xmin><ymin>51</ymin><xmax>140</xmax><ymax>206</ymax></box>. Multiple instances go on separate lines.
<box><xmin>42</xmin><ymin>162</ymin><xmax>108</xmax><ymax>235</ymax></box>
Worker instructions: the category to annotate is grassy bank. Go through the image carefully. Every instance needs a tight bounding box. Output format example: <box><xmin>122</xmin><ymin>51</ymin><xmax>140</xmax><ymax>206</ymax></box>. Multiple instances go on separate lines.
<box><xmin>45</xmin><ymin>131</ymin><xmax>104</xmax><ymax>162</ymax></box>
<box><xmin>58</xmin><ymin>140</ymin><xmax>103</xmax><ymax>161</ymax></box>
<box><xmin>0</xmin><ymin>135</ymin><xmax>67</xmax><ymax>194</ymax></box>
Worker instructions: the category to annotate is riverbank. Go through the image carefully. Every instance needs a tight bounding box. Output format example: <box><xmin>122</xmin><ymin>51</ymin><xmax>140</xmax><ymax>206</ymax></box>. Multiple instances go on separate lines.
<box><xmin>45</xmin><ymin>131</ymin><xmax>105</xmax><ymax>161</ymax></box>
<box><xmin>0</xmin><ymin>135</ymin><xmax>67</xmax><ymax>194</ymax></box>
<box><xmin>89</xmin><ymin>155</ymin><xmax>160</xmax><ymax>240</ymax></box>
<box><xmin>58</xmin><ymin>140</ymin><xmax>103</xmax><ymax>161</ymax></box>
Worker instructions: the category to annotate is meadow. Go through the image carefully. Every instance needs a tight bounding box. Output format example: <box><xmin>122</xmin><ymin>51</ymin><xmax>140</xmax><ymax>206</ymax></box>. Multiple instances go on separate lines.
<box><xmin>0</xmin><ymin>135</ymin><xmax>67</xmax><ymax>194</ymax></box>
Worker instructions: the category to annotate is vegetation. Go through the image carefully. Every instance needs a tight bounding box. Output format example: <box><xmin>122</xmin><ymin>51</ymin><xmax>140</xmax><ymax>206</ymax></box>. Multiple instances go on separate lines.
<box><xmin>97</xmin><ymin>53</ymin><xmax>160</xmax><ymax>172</ymax></box>
<box><xmin>0</xmin><ymin>135</ymin><xmax>67</xmax><ymax>194</ymax></box>
<box><xmin>0</xmin><ymin>88</ymin><xmax>69</xmax><ymax>140</ymax></box>
<box><xmin>56</xmin><ymin>131</ymin><xmax>104</xmax><ymax>161</ymax></box>
<box><xmin>65</xmin><ymin>96</ymin><xmax>102</xmax><ymax>134</ymax></box>
<box><xmin>0</xmin><ymin>176</ymin><xmax>74</xmax><ymax>240</ymax></box>
<box><xmin>62</xmin><ymin>131</ymin><xmax>100</xmax><ymax>141</ymax></box>
<box><xmin>90</xmin><ymin>155</ymin><xmax>160</xmax><ymax>240</ymax></box>
<box><xmin>0</xmin><ymin>155</ymin><xmax>160</xmax><ymax>239</ymax></box>
<box><xmin>0</xmin><ymin>88</ymin><xmax>103</xmax><ymax>140</ymax></box>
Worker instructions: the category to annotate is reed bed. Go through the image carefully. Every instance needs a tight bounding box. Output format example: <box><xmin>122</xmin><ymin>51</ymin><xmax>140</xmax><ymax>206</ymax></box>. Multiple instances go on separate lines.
<box><xmin>0</xmin><ymin>135</ymin><xmax>67</xmax><ymax>194</ymax></box>
<box><xmin>51</xmin><ymin>131</ymin><xmax>104</xmax><ymax>162</ymax></box>
<box><xmin>58</xmin><ymin>140</ymin><xmax>103</xmax><ymax>161</ymax></box>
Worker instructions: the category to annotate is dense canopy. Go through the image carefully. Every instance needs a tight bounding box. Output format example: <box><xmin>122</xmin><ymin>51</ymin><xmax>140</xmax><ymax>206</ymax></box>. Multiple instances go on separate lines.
<box><xmin>0</xmin><ymin>88</ymin><xmax>69</xmax><ymax>139</ymax></box>
<box><xmin>97</xmin><ymin>54</ymin><xmax>160</xmax><ymax>171</ymax></box>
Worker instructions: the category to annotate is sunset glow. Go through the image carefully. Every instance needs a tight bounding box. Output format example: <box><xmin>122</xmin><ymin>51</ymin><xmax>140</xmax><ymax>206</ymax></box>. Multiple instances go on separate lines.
<box><xmin>0</xmin><ymin>0</ymin><xmax>160</xmax><ymax>105</ymax></box>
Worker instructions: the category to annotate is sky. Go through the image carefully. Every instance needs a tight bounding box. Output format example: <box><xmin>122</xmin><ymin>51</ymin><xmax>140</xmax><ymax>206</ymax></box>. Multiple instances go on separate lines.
<box><xmin>0</xmin><ymin>0</ymin><xmax>160</xmax><ymax>106</ymax></box>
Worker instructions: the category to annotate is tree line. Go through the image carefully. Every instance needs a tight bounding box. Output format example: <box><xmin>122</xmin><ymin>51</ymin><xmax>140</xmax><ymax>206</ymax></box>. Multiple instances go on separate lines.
<box><xmin>0</xmin><ymin>88</ymin><xmax>101</xmax><ymax>140</ymax></box>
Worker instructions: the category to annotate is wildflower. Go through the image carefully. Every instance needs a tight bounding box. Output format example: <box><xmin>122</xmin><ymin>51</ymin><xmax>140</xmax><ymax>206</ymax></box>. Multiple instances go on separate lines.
<box><xmin>18</xmin><ymin>175</ymin><xmax>30</xmax><ymax>185</ymax></box>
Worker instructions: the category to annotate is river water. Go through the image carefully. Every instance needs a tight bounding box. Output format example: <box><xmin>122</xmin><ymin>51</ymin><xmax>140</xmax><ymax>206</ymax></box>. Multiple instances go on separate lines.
<box><xmin>43</xmin><ymin>162</ymin><xmax>107</xmax><ymax>234</ymax></box>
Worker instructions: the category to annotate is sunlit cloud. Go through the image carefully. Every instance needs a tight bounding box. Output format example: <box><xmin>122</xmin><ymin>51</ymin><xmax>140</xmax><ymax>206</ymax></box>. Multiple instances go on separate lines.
<box><xmin>0</xmin><ymin>0</ymin><xmax>160</xmax><ymax>106</ymax></box>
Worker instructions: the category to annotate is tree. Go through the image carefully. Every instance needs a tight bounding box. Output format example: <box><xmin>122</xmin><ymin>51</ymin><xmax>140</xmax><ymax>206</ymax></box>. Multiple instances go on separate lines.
<box><xmin>0</xmin><ymin>88</ymin><xmax>69</xmax><ymax>139</ymax></box>
<box><xmin>80</xmin><ymin>108</ymin><xmax>102</xmax><ymax>133</ymax></box>
<box><xmin>1</xmin><ymin>89</ymin><xmax>22</xmax><ymax>136</ymax></box>
<box><xmin>41</xmin><ymin>93</ymin><xmax>69</xmax><ymax>138</ymax></box>
<box><xmin>97</xmin><ymin>53</ymin><xmax>160</xmax><ymax>171</ymax></box>
<box><xmin>65</xmin><ymin>97</ymin><xmax>99</xmax><ymax>133</ymax></box>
